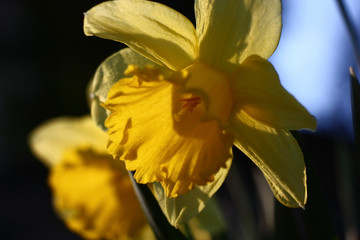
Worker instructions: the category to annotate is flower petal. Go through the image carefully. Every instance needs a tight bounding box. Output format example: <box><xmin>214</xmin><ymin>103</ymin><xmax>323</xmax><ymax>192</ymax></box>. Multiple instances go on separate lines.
<box><xmin>151</xmin><ymin>157</ymin><xmax>231</xmax><ymax>227</ymax></box>
<box><xmin>195</xmin><ymin>0</ymin><xmax>282</xmax><ymax>73</ymax></box>
<box><xmin>84</xmin><ymin>0</ymin><xmax>198</xmax><ymax>70</ymax></box>
<box><xmin>230</xmin><ymin>55</ymin><xmax>316</xmax><ymax>131</ymax></box>
<box><xmin>103</xmin><ymin>66</ymin><xmax>233</xmax><ymax>197</ymax></box>
<box><xmin>29</xmin><ymin>116</ymin><xmax>108</xmax><ymax>167</ymax></box>
<box><xmin>230</xmin><ymin>111</ymin><xmax>307</xmax><ymax>208</ymax></box>
<box><xmin>89</xmin><ymin>48</ymin><xmax>158</xmax><ymax>130</ymax></box>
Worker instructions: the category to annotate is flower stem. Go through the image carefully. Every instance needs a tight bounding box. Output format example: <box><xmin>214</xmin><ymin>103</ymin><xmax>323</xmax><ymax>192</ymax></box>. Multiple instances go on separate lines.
<box><xmin>350</xmin><ymin>67</ymin><xmax>360</xmax><ymax>157</ymax></box>
<box><xmin>128</xmin><ymin>171</ymin><xmax>188</xmax><ymax>240</ymax></box>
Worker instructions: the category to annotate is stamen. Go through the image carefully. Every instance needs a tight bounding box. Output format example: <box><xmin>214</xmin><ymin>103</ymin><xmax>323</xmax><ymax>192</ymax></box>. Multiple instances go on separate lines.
<box><xmin>179</xmin><ymin>97</ymin><xmax>201</xmax><ymax>113</ymax></box>
<box><xmin>174</xmin><ymin>96</ymin><xmax>202</xmax><ymax>122</ymax></box>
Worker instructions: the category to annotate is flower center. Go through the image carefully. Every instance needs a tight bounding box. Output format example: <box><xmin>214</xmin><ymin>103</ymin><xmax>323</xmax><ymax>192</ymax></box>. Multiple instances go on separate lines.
<box><xmin>175</xmin><ymin>62</ymin><xmax>234</xmax><ymax>126</ymax></box>
<box><xmin>174</xmin><ymin>95</ymin><xmax>203</xmax><ymax>122</ymax></box>
<box><xmin>180</xmin><ymin>96</ymin><xmax>201</xmax><ymax>113</ymax></box>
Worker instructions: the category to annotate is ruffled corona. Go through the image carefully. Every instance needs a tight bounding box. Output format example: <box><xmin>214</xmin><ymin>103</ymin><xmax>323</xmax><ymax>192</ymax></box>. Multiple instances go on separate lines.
<box><xmin>104</xmin><ymin>65</ymin><xmax>233</xmax><ymax>197</ymax></box>
<box><xmin>50</xmin><ymin>146</ymin><xmax>146</xmax><ymax>240</ymax></box>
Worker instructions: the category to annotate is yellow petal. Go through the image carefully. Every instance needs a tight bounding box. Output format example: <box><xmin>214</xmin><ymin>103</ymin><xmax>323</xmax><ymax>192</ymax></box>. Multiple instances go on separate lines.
<box><xmin>50</xmin><ymin>146</ymin><xmax>148</xmax><ymax>240</ymax></box>
<box><xmin>151</xmin><ymin>157</ymin><xmax>231</xmax><ymax>227</ymax></box>
<box><xmin>84</xmin><ymin>0</ymin><xmax>198</xmax><ymax>70</ymax></box>
<box><xmin>195</xmin><ymin>0</ymin><xmax>282</xmax><ymax>73</ymax></box>
<box><xmin>230</xmin><ymin>111</ymin><xmax>307</xmax><ymax>208</ymax></box>
<box><xmin>29</xmin><ymin>116</ymin><xmax>108</xmax><ymax>167</ymax></box>
<box><xmin>89</xmin><ymin>48</ymin><xmax>159</xmax><ymax>129</ymax></box>
<box><xmin>103</xmin><ymin>66</ymin><xmax>233</xmax><ymax>197</ymax></box>
<box><xmin>230</xmin><ymin>55</ymin><xmax>316</xmax><ymax>131</ymax></box>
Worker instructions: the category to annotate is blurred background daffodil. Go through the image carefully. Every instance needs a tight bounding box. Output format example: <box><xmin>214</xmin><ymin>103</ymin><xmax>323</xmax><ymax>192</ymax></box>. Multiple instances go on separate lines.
<box><xmin>29</xmin><ymin>116</ymin><xmax>227</xmax><ymax>240</ymax></box>
<box><xmin>29</xmin><ymin>116</ymin><xmax>153</xmax><ymax>240</ymax></box>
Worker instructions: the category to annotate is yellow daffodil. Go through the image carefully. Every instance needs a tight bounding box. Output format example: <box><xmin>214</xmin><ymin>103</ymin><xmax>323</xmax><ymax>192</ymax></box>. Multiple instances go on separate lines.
<box><xmin>84</xmin><ymin>0</ymin><xmax>316</xmax><ymax>214</ymax></box>
<box><xmin>29</xmin><ymin>116</ymin><xmax>153</xmax><ymax>240</ymax></box>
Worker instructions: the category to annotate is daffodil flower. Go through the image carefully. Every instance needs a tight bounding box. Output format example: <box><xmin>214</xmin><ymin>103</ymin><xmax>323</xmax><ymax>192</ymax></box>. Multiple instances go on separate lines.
<box><xmin>29</xmin><ymin>116</ymin><xmax>153</xmax><ymax>240</ymax></box>
<box><xmin>29</xmin><ymin>116</ymin><xmax>226</xmax><ymax>238</ymax></box>
<box><xmin>84</xmin><ymin>0</ymin><xmax>316</xmax><ymax>215</ymax></box>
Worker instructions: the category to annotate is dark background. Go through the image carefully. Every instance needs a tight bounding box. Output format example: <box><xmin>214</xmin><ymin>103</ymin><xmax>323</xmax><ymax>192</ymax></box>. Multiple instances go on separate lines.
<box><xmin>0</xmin><ymin>1</ymin><xmax>358</xmax><ymax>240</ymax></box>
<box><xmin>0</xmin><ymin>1</ymin><xmax>193</xmax><ymax>239</ymax></box>
<box><xmin>0</xmin><ymin>0</ymin><xmax>123</xmax><ymax>239</ymax></box>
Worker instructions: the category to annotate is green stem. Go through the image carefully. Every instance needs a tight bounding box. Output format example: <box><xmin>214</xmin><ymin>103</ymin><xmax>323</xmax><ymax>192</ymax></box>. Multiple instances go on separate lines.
<box><xmin>182</xmin><ymin>223</ymin><xmax>194</xmax><ymax>240</ymax></box>
<box><xmin>128</xmin><ymin>171</ymin><xmax>188</xmax><ymax>240</ymax></box>
<box><xmin>349</xmin><ymin>67</ymin><xmax>360</xmax><ymax>240</ymax></box>
<box><xmin>336</xmin><ymin>0</ymin><xmax>360</xmax><ymax>69</ymax></box>
<box><xmin>350</xmin><ymin>68</ymin><xmax>360</xmax><ymax>159</ymax></box>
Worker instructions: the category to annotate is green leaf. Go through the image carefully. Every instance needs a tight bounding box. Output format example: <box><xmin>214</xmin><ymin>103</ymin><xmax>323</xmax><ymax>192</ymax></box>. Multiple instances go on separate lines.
<box><xmin>151</xmin><ymin>157</ymin><xmax>232</xmax><ymax>227</ymax></box>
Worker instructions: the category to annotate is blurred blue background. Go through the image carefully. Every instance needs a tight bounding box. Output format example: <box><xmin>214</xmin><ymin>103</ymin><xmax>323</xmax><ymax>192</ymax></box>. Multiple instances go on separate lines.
<box><xmin>270</xmin><ymin>0</ymin><xmax>360</xmax><ymax>139</ymax></box>
<box><xmin>0</xmin><ymin>0</ymin><xmax>359</xmax><ymax>239</ymax></box>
